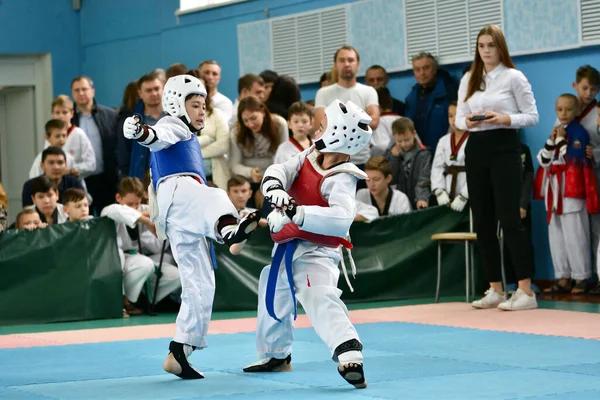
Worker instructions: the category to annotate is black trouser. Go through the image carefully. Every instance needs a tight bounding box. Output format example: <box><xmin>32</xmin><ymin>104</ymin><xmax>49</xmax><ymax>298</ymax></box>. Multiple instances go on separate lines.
<box><xmin>465</xmin><ymin>129</ymin><xmax>534</xmax><ymax>282</ymax></box>
<box><xmin>503</xmin><ymin>207</ymin><xmax>534</xmax><ymax>283</ymax></box>
<box><xmin>86</xmin><ymin>173</ymin><xmax>117</xmax><ymax>216</ymax></box>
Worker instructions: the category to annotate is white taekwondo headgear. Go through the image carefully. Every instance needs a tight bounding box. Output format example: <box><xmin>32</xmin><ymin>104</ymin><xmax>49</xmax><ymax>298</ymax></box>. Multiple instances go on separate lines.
<box><xmin>314</xmin><ymin>99</ymin><xmax>372</xmax><ymax>156</ymax></box>
<box><xmin>162</xmin><ymin>74</ymin><xmax>207</xmax><ymax>126</ymax></box>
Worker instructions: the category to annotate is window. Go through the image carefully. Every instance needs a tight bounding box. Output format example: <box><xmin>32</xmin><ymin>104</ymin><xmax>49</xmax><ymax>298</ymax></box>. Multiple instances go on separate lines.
<box><xmin>177</xmin><ymin>0</ymin><xmax>247</xmax><ymax>16</ymax></box>
<box><xmin>581</xmin><ymin>0</ymin><xmax>600</xmax><ymax>44</ymax></box>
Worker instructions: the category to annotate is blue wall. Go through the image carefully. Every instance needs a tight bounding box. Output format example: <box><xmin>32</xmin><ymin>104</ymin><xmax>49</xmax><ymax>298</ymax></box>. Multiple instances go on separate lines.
<box><xmin>0</xmin><ymin>0</ymin><xmax>81</xmax><ymax>97</ymax></box>
<box><xmin>78</xmin><ymin>0</ymin><xmax>357</xmax><ymax>108</ymax></box>
<box><xmin>2</xmin><ymin>0</ymin><xmax>600</xmax><ymax>280</ymax></box>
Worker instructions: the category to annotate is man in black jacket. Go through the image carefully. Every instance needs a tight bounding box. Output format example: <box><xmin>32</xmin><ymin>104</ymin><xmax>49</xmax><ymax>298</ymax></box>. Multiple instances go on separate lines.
<box><xmin>71</xmin><ymin>76</ymin><xmax>118</xmax><ymax>215</ymax></box>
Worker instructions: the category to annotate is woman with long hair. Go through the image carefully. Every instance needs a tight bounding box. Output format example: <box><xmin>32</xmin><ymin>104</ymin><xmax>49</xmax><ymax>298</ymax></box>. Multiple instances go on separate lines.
<box><xmin>229</xmin><ymin>95</ymin><xmax>288</xmax><ymax>208</ymax></box>
<box><xmin>229</xmin><ymin>95</ymin><xmax>288</xmax><ymax>183</ymax></box>
<box><xmin>455</xmin><ymin>24</ymin><xmax>539</xmax><ymax>311</ymax></box>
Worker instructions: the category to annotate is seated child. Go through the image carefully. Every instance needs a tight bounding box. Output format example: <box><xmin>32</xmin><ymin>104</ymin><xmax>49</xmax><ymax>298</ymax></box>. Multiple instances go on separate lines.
<box><xmin>15</xmin><ymin>208</ymin><xmax>47</xmax><ymax>230</ymax></box>
<box><xmin>356</xmin><ymin>156</ymin><xmax>412</xmax><ymax>218</ymax></box>
<box><xmin>227</xmin><ymin>175</ymin><xmax>267</xmax><ymax>228</ymax></box>
<box><xmin>274</xmin><ymin>101</ymin><xmax>313</xmax><ymax>164</ymax></box>
<box><xmin>101</xmin><ymin>177</ymin><xmax>181</xmax><ymax>316</ymax></box>
<box><xmin>384</xmin><ymin>117</ymin><xmax>432</xmax><ymax>209</ymax></box>
<box><xmin>28</xmin><ymin>176</ymin><xmax>68</xmax><ymax>225</ymax></box>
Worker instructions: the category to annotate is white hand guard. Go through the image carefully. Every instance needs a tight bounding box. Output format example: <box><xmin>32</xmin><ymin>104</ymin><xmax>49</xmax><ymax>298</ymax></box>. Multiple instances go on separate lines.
<box><xmin>267</xmin><ymin>209</ymin><xmax>292</xmax><ymax>233</ymax></box>
<box><xmin>262</xmin><ymin>177</ymin><xmax>292</xmax><ymax>208</ymax></box>
<box><xmin>450</xmin><ymin>195</ymin><xmax>468</xmax><ymax>212</ymax></box>
<box><xmin>435</xmin><ymin>189</ymin><xmax>450</xmax><ymax>206</ymax></box>
<box><xmin>123</xmin><ymin>116</ymin><xmax>142</xmax><ymax>140</ymax></box>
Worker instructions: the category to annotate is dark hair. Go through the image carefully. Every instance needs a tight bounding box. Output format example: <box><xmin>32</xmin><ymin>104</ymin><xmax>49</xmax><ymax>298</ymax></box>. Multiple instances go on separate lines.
<box><xmin>265</xmin><ymin>75</ymin><xmax>301</xmax><ymax>115</ymax></box>
<box><xmin>121</xmin><ymin>81</ymin><xmax>140</xmax><ymax>111</ymax></box>
<box><xmin>165</xmin><ymin>63</ymin><xmax>189</xmax><ymax>80</ymax></box>
<box><xmin>320</xmin><ymin>71</ymin><xmax>331</xmax><ymax>86</ymax></box>
<box><xmin>41</xmin><ymin>147</ymin><xmax>66</xmax><ymax>163</ymax></box>
<box><xmin>138</xmin><ymin>71</ymin><xmax>162</xmax><ymax>89</ymax></box>
<box><xmin>192</xmin><ymin>75</ymin><xmax>213</xmax><ymax>115</ymax></box>
<box><xmin>70</xmin><ymin>75</ymin><xmax>94</xmax><ymax>89</ymax></box>
<box><xmin>185</xmin><ymin>69</ymin><xmax>202</xmax><ymax>79</ymax></box>
<box><xmin>45</xmin><ymin>119</ymin><xmax>66</xmax><ymax>136</ymax></box>
<box><xmin>376</xmin><ymin>87</ymin><xmax>393</xmax><ymax>111</ymax></box>
<box><xmin>238</xmin><ymin>74</ymin><xmax>264</xmax><ymax>95</ymax></box>
<box><xmin>30</xmin><ymin>176</ymin><xmax>57</xmax><ymax>197</ymax></box>
<box><xmin>62</xmin><ymin>188</ymin><xmax>86</xmax><ymax>205</ymax></box>
<box><xmin>576</xmin><ymin>65</ymin><xmax>600</xmax><ymax>86</ymax></box>
<box><xmin>118</xmin><ymin>176</ymin><xmax>144</xmax><ymax>198</ymax></box>
<box><xmin>237</xmin><ymin>95</ymin><xmax>281</xmax><ymax>153</ymax></box>
<box><xmin>16</xmin><ymin>208</ymin><xmax>38</xmax><ymax>228</ymax></box>
<box><xmin>259</xmin><ymin>70</ymin><xmax>279</xmax><ymax>84</ymax></box>
<box><xmin>227</xmin><ymin>175</ymin><xmax>251</xmax><ymax>190</ymax></box>
<box><xmin>366</xmin><ymin>65</ymin><xmax>388</xmax><ymax>79</ymax></box>
<box><xmin>288</xmin><ymin>101</ymin><xmax>313</xmax><ymax>119</ymax></box>
<box><xmin>334</xmin><ymin>46</ymin><xmax>360</xmax><ymax>62</ymax></box>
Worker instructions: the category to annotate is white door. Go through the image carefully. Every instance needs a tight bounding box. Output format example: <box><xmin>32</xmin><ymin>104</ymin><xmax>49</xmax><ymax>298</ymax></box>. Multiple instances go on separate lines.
<box><xmin>0</xmin><ymin>86</ymin><xmax>37</xmax><ymax>223</ymax></box>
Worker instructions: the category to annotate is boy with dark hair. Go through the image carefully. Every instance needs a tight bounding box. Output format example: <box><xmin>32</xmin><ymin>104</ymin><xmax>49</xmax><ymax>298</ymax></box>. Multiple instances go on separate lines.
<box><xmin>29</xmin><ymin>176</ymin><xmax>68</xmax><ymax>225</ymax></box>
<box><xmin>22</xmin><ymin>147</ymin><xmax>85</xmax><ymax>207</ymax></box>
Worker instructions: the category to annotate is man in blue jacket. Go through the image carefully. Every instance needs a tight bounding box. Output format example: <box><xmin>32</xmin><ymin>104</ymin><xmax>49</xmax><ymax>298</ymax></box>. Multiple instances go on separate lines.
<box><xmin>405</xmin><ymin>52</ymin><xmax>457</xmax><ymax>154</ymax></box>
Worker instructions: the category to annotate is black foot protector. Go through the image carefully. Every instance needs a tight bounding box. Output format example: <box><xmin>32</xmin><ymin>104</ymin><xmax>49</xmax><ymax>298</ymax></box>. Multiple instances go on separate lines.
<box><xmin>338</xmin><ymin>362</ymin><xmax>367</xmax><ymax>389</ymax></box>
<box><xmin>221</xmin><ymin>212</ymin><xmax>260</xmax><ymax>248</ymax></box>
<box><xmin>243</xmin><ymin>354</ymin><xmax>292</xmax><ymax>372</ymax></box>
<box><xmin>168</xmin><ymin>341</ymin><xmax>204</xmax><ymax>379</ymax></box>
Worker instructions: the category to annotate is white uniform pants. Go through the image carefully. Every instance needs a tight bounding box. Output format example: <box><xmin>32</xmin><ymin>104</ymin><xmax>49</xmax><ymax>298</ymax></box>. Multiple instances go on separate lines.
<box><xmin>148</xmin><ymin>253</ymin><xmax>181</xmax><ymax>304</ymax></box>
<box><xmin>590</xmin><ymin>213</ymin><xmax>600</xmax><ymax>274</ymax></box>
<box><xmin>549</xmin><ymin>210</ymin><xmax>592</xmax><ymax>280</ymax></box>
<box><xmin>121</xmin><ymin>253</ymin><xmax>154</xmax><ymax>303</ymax></box>
<box><xmin>161</xmin><ymin>177</ymin><xmax>238</xmax><ymax>349</ymax></box>
<box><xmin>255</xmin><ymin>250</ymin><xmax>361</xmax><ymax>363</ymax></box>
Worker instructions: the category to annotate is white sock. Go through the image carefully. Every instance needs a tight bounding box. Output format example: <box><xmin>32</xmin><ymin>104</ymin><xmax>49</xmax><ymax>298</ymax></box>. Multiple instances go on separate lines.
<box><xmin>338</xmin><ymin>350</ymin><xmax>363</xmax><ymax>365</ymax></box>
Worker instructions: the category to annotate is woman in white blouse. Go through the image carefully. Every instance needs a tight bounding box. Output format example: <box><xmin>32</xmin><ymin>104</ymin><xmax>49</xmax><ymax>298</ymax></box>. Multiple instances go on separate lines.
<box><xmin>456</xmin><ymin>24</ymin><xmax>539</xmax><ymax>311</ymax></box>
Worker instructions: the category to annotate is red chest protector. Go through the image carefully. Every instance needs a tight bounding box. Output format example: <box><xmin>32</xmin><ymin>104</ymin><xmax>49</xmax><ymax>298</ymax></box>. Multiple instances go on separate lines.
<box><xmin>270</xmin><ymin>149</ymin><xmax>366</xmax><ymax>248</ymax></box>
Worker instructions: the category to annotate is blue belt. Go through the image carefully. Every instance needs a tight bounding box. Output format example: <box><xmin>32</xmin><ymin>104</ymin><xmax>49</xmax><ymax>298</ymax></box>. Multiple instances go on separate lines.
<box><xmin>265</xmin><ymin>239</ymin><xmax>298</xmax><ymax>322</ymax></box>
<box><xmin>209</xmin><ymin>240</ymin><xmax>218</xmax><ymax>270</ymax></box>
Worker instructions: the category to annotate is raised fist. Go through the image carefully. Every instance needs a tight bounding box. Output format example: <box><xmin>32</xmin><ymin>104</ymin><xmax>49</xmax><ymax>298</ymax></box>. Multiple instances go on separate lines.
<box><xmin>123</xmin><ymin>116</ymin><xmax>142</xmax><ymax>140</ymax></box>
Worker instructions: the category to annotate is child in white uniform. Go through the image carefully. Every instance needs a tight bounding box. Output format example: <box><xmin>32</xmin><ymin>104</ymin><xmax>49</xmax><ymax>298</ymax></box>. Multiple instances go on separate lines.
<box><xmin>123</xmin><ymin>74</ymin><xmax>260</xmax><ymax>380</ymax></box>
<box><xmin>431</xmin><ymin>101</ymin><xmax>470</xmax><ymax>211</ymax></box>
<box><xmin>243</xmin><ymin>99</ymin><xmax>372</xmax><ymax>389</ymax></box>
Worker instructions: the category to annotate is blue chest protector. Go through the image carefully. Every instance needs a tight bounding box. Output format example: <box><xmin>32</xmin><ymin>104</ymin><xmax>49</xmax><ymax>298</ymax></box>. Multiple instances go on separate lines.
<box><xmin>149</xmin><ymin>136</ymin><xmax>218</xmax><ymax>269</ymax></box>
<box><xmin>149</xmin><ymin>136</ymin><xmax>207</xmax><ymax>190</ymax></box>
<box><xmin>565</xmin><ymin>122</ymin><xmax>590</xmax><ymax>162</ymax></box>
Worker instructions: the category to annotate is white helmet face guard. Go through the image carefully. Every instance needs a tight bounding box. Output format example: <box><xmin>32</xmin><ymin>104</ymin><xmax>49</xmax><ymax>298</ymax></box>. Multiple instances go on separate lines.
<box><xmin>315</xmin><ymin>99</ymin><xmax>372</xmax><ymax>156</ymax></box>
<box><xmin>162</xmin><ymin>74</ymin><xmax>207</xmax><ymax>124</ymax></box>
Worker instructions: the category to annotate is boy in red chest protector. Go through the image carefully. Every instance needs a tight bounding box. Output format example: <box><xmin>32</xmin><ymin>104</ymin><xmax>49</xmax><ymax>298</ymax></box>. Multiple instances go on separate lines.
<box><xmin>243</xmin><ymin>100</ymin><xmax>371</xmax><ymax>389</ymax></box>
<box><xmin>534</xmin><ymin>94</ymin><xmax>599</xmax><ymax>293</ymax></box>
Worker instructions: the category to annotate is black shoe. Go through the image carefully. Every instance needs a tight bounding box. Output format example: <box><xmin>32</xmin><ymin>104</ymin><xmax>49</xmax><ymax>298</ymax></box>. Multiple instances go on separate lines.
<box><xmin>164</xmin><ymin>341</ymin><xmax>204</xmax><ymax>379</ymax></box>
<box><xmin>338</xmin><ymin>362</ymin><xmax>367</xmax><ymax>389</ymax></box>
<box><xmin>243</xmin><ymin>354</ymin><xmax>292</xmax><ymax>372</ymax></box>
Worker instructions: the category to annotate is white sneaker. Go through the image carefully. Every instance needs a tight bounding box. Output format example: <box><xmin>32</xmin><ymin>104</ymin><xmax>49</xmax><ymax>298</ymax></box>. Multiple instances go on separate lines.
<box><xmin>471</xmin><ymin>287</ymin><xmax>504</xmax><ymax>309</ymax></box>
<box><xmin>498</xmin><ymin>288</ymin><xmax>537</xmax><ymax>311</ymax></box>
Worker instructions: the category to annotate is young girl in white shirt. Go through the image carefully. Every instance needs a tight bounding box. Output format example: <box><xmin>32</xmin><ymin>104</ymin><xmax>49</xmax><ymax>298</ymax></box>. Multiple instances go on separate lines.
<box><xmin>455</xmin><ymin>24</ymin><xmax>539</xmax><ymax>311</ymax></box>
